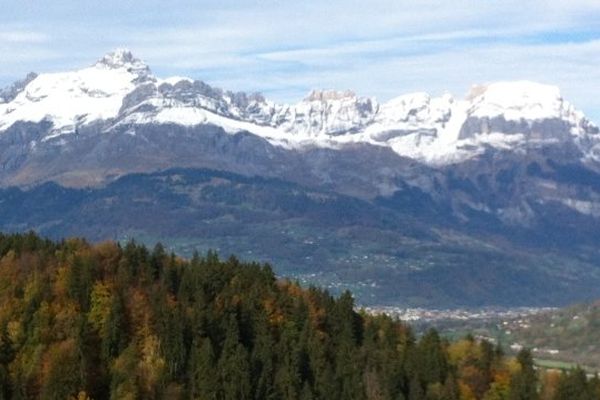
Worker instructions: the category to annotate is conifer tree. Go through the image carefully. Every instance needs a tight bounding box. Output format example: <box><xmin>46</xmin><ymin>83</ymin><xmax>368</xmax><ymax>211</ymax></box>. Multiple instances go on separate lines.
<box><xmin>509</xmin><ymin>349</ymin><xmax>538</xmax><ymax>400</ymax></box>
<box><xmin>0</xmin><ymin>328</ymin><xmax>12</xmax><ymax>400</ymax></box>
<box><xmin>102</xmin><ymin>293</ymin><xmax>129</xmax><ymax>360</ymax></box>
<box><xmin>417</xmin><ymin>329</ymin><xmax>448</xmax><ymax>386</ymax></box>
<box><xmin>218</xmin><ymin>316</ymin><xmax>251</xmax><ymax>400</ymax></box>
<box><xmin>408</xmin><ymin>375</ymin><xmax>425</xmax><ymax>400</ymax></box>
<box><xmin>553</xmin><ymin>367</ymin><xmax>595</xmax><ymax>400</ymax></box>
<box><xmin>189</xmin><ymin>338</ymin><xmax>218</xmax><ymax>400</ymax></box>
<box><xmin>251</xmin><ymin>317</ymin><xmax>277</xmax><ymax>400</ymax></box>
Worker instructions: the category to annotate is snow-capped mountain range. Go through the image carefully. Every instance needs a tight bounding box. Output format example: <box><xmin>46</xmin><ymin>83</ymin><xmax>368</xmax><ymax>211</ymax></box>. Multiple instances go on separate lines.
<box><xmin>3</xmin><ymin>48</ymin><xmax>600</xmax><ymax>227</ymax></box>
<box><xmin>2</xmin><ymin>49</ymin><xmax>598</xmax><ymax>166</ymax></box>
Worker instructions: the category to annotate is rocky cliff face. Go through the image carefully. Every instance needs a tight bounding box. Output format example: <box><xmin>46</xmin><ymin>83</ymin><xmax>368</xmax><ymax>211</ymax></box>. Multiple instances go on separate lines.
<box><xmin>0</xmin><ymin>72</ymin><xmax>38</xmax><ymax>104</ymax></box>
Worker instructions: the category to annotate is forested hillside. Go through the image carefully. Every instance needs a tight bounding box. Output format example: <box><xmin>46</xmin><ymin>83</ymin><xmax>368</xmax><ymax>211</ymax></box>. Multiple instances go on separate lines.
<box><xmin>0</xmin><ymin>232</ymin><xmax>597</xmax><ymax>399</ymax></box>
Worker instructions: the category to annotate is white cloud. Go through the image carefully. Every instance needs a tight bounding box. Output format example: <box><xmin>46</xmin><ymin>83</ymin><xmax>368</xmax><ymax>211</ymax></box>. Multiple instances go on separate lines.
<box><xmin>0</xmin><ymin>30</ymin><xmax>48</xmax><ymax>43</ymax></box>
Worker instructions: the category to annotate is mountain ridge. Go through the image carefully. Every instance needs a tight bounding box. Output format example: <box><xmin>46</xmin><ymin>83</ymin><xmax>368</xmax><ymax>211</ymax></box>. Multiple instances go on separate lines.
<box><xmin>2</xmin><ymin>49</ymin><xmax>598</xmax><ymax>169</ymax></box>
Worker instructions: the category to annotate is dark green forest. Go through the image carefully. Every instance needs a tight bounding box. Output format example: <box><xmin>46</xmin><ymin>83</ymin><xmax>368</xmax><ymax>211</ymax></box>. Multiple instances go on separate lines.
<box><xmin>0</xmin><ymin>232</ymin><xmax>597</xmax><ymax>399</ymax></box>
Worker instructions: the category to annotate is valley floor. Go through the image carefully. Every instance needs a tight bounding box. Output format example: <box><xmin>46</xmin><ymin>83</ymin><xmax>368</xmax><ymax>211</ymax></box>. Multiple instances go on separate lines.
<box><xmin>366</xmin><ymin>305</ymin><xmax>600</xmax><ymax>372</ymax></box>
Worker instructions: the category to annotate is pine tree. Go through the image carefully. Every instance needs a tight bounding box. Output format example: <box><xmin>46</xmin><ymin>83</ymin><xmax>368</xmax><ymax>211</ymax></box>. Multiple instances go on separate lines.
<box><xmin>417</xmin><ymin>329</ymin><xmax>448</xmax><ymax>386</ymax></box>
<box><xmin>75</xmin><ymin>316</ymin><xmax>106</xmax><ymax>399</ymax></box>
<box><xmin>274</xmin><ymin>322</ymin><xmax>302</xmax><ymax>400</ymax></box>
<box><xmin>553</xmin><ymin>367</ymin><xmax>594</xmax><ymax>400</ymax></box>
<box><xmin>189</xmin><ymin>338</ymin><xmax>218</xmax><ymax>400</ymax></box>
<box><xmin>408</xmin><ymin>375</ymin><xmax>425</xmax><ymax>400</ymax></box>
<box><xmin>305</xmin><ymin>320</ymin><xmax>336</xmax><ymax>400</ymax></box>
<box><xmin>68</xmin><ymin>256</ymin><xmax>94</xmax><ymax>312</ymax></box>
<box><xmin>0</xmin><ymin>325</ymin><xmax>14</xmax><ymax>366</ymax></box>
<box><xmin>102</xmin><ymin>293</ymin><xmax>129</xmax><ymax>360</ymax></box>
<box><xmin>0</xmin><ymin>365</ymin><xmax>10</xmax><ymax>400</ymax></box>
<box><xmin>150</xmin><ymin>243</ymin><xmax>166</xmax><ymax>281</ymax></box>
<box><xmin>251</xmin><ymin>317</ymin><xmax>277</xmax><ymax>400</ymax></box>
<box><xmin>508</xmin><ymin>349</ymin><xmax>538</xmax><ymax>400</ymax></box>
<box><xmin>300</xmin><ymin>381</ymin><xmax>315</xmax><ymax>400</ymax></box>
<box><xmin>218</xmin><ymin>316</ymin><xmax>252</xmax><ymax>400</ymax></box>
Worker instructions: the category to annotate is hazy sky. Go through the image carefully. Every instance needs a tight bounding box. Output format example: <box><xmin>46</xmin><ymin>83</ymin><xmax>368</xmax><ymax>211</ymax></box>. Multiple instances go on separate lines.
<box><xmin>2</xmin><ymin>0</ymin><xmax>599</xmax><ymax>121</ymax></box>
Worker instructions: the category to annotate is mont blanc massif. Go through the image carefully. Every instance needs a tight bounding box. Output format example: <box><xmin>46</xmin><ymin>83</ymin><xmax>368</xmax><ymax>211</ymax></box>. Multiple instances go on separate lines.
<box><xmin>2</xmin><ymin>49</ymin><xmax>600</xmax><ymax>308</ymax></box>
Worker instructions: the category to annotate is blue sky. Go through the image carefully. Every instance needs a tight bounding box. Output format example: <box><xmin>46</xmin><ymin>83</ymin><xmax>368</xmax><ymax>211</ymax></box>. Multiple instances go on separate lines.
<box><xmin>2</xmin><ymin>0</ymin><xmax>600</xmax><ymax>122</ymax></box>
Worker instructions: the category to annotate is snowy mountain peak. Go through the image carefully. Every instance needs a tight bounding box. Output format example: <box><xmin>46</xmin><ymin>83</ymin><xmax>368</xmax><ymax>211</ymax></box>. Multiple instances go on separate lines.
<box><xmin>467</xmin><ymin>80</ymin><xmax>561</xmax><ymax>101</ymax></box>
<box><xmin>96</xmin><ymin>48</ymin><xmax>137</xmax><ymax>68</ymax></box>
<box><xmin>0</xmin><ymin>49</ymin><xmax>156</xmax><ymax>134</ymax></box>
<box><xmin>270</xmin><ymin>89</ymin><xmax>378</xmax><ymax>137</ymax></box>
<box><xmin>94</xmin><ymin>49</ymin><xmax>151</xmax><ymax>80</ymax></box>
<box><xmin>465</xmin><ymin>80</ymin><xmax>569</xmax><ymax>121</ymax></box>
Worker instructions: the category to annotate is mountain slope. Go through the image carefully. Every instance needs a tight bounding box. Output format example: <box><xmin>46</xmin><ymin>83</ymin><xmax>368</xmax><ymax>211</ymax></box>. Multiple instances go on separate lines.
<box><xmin>2</xmin><ymin>168</ymin><xmax>600</xmax><ymax>307</ymax></box>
